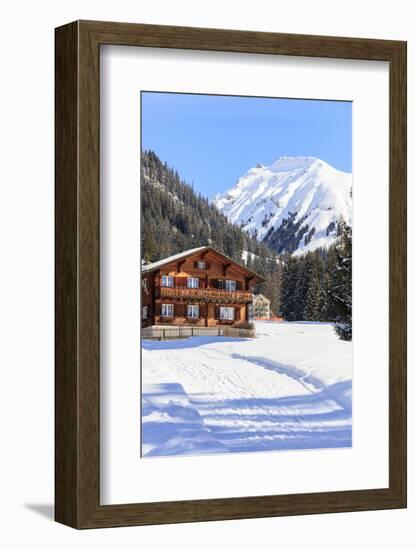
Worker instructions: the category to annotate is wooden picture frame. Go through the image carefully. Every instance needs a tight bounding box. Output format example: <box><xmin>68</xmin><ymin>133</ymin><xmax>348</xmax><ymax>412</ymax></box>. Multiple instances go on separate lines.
<box><xmin>55</xmin><ymin>20</ymin><xmax>407</xmax><ymax>528</ymax></box>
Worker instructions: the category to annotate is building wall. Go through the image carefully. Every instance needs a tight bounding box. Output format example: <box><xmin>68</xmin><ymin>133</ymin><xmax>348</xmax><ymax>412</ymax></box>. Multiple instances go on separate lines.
<box><xmin>253</xmin><ymin>295</ymin><xmax>271</xmax><ymax>319</ymax></box>
<box><xmin>156</xmin><ymin>250</ymin><xmax>253</xmax><ymax>290</ymax></box>
<box><xmin>152</xmin><ymin>301</ymin><xmax>247</xmax><ymax>327</ymax></box>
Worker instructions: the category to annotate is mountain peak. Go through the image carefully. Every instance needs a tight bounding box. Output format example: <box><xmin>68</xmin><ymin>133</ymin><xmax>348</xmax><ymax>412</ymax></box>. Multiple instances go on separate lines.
<box><xmin>269</xmin><ymin>155</ymin><xmax>321</xmax><ymax>172</ymax></box>
<box><xmin>213</xmin><ymin>156</ymin><xmax>352</xmax><ymax>256</ymax></box>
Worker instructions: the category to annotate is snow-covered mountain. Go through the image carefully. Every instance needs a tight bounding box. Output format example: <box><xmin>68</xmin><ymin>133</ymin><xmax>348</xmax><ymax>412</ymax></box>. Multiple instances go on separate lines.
<box><xmin>214</xmin><ymin>156</ymin><xmax>352</xmax><ymax>255</ymax></box>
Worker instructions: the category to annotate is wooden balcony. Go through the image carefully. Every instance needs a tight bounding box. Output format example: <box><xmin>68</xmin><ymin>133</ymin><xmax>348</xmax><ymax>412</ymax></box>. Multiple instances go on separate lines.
<box><xmin>157</xmin><ymin>286</ymin><xmax>253</xmax><ymax>303</ymax></box>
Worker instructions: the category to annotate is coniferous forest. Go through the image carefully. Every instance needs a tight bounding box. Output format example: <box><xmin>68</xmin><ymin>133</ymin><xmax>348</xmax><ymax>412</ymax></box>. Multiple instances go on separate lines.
<box><xmin>141</xmin><ymin>150</ymin><xmax>352</xmax><ymax>340</ymax></box>
<box><xmin>279</xmin><ymin>220</ymin><xmax>352</xmax><ymax>340</ymax></box>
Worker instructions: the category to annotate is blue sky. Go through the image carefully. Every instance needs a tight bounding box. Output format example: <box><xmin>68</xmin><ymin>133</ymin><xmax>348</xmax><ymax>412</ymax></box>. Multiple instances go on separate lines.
<box><xmin>141</xmin><ymin>92</ymin><xmax>352</xmax><ymax>199</ymax></box>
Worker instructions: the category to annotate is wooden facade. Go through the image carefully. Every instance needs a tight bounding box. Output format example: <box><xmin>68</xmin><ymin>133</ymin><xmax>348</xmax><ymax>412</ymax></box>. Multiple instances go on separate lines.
<box><xmin>141</xmin><ymin>246</ymin><xmax>265</xmax><ymax>329</ymax></box>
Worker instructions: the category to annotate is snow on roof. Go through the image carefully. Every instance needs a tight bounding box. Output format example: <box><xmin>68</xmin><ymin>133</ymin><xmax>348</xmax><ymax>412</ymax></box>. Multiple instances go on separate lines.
<box><xmin>142</xmin><ymin>246</ymin><xmax>207</xmax><ymax>273</ymax></box>
<box><xmin>141</xmin><ymin>245</ymin><xmax>265</xmax><ymax>281</ymax></box>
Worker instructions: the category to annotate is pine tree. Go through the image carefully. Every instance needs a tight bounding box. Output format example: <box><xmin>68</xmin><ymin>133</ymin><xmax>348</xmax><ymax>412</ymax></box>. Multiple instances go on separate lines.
<box><xmin>141</xmin><ymin>224</ymin><xmax>158</xmax><ymax>263</ymax></box>
<box><xmin>280</xmin><ymin>254</ymin><xmax>299</xmax><ymax>320</ymax></box>
<box><xmin>320</xmin><ymin>246</ymin><xmax>338</xmax><ymax>321</ymax></box>
<box><xmin>292</xmin><ymin>253</ymin><xmax>313</xmax><ymax>319</ymax></box>
<box><xmin>328</xmin><ymin>217</ymin><xmax>352</xmax><ymax>340</ymax></box>
<box><xmin>304</xmin><ymin>251</ymin><xmax>323</xmax><ymax>320</ymax></box>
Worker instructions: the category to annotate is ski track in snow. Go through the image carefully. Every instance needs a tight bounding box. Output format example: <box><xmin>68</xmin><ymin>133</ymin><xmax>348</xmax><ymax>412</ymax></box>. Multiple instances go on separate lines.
<box><xmin>141</xmin><ymin>322</ymin><xmax>352</xmax><ymax>457</ymax></box>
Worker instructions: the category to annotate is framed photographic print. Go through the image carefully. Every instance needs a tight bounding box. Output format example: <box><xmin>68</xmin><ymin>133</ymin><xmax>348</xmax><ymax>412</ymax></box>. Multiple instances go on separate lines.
<box><xmin>55</xmin><ymin>20</ymin><xmax>407</xmax><ymax>528</ymax></box>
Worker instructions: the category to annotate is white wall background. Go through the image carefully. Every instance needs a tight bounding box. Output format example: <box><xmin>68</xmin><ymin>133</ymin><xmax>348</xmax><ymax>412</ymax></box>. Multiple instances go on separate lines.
<box><xmin>0</xmin><ymin>1</ymin><xmax>414</xmax><ymax>548</ymax></box>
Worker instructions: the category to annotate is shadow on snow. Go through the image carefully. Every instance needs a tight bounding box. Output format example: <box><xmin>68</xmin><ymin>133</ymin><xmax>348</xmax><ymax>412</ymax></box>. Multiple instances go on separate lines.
<box><xmin>141</xmin><ymin>379</ymin><xmax>352</xmax><ymax>456</ymax></box>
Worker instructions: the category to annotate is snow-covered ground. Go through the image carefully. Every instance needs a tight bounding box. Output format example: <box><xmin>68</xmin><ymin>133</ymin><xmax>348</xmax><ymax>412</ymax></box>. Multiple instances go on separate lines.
<box><xmin>141</xmin><ymin>321</ymin><xmax>352</xmax><ymax>457</ymax></box>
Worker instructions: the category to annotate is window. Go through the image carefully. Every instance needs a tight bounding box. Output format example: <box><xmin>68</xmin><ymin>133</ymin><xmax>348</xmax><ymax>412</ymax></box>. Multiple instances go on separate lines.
<box><xmin>220</xmin><ymin>306</ymin><xmax>235</xmax><ymax>320</ymax></box>
<box><xmin>187</xmin><ymin>304</ymin><xmax>199</xmax><ymax>318</ymax></box>
<box><xmin>197</xmin><ymin>261</ymin><xmax>206</xmax><ymax>269</ymax></box>
<box><xmin>187</xmin><ymin>277</ymin><xmax>199</xmax><ymax>288</ymax></box>
<box><xmin>225</xmin><ymin>279</ymin><xmax>237</xmax><ymax>292</ymax></box>
<box><xmin>142</xmin><ymin>305</ymin><xmax>148</xmax><ymax>320</ymax></box>
<box><xmin>161</xmin><ymin>303</ymin><xmax>174</xmax><ymax>317</ymax></box>
<box><xmin>161</xmin><ymin>275</ymin><xmax>174</xmax><ymax>287</ymax></box>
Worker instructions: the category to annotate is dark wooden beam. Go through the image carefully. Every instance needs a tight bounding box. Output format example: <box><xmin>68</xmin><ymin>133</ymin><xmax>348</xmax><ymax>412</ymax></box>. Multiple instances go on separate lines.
<box><xmin>247</xmin><ymin>276</ymin><xmax>255</xmax><ymax>287</ymax></box>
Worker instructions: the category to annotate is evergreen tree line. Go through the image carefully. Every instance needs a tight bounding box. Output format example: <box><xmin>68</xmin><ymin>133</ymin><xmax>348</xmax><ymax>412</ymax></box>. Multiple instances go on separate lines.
<box><xmin>141</xmin><ymin>150</ymin><xmax>278</xmax><ymax>262</ymax></box>
<box><xmin>279</xmin><ymin>218</ymin><xmax>352</xmax><ymax>340</ymax></box>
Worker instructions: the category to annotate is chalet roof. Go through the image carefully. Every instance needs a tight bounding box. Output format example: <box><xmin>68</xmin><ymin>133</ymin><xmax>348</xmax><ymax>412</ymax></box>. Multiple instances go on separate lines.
<box><xmin>253</xmin><ymin>293</ymin><xmax>271</xmax><ymax>303</ymax></box>
<box><xmin>142</xmin><ymin>245</ymin><xmax>266</xmax><ymax>282</ymax></box>
<box><xmin>142</xmin><ymin>246</ymin><xmax>206</xmax><ymax>274</ymax></box>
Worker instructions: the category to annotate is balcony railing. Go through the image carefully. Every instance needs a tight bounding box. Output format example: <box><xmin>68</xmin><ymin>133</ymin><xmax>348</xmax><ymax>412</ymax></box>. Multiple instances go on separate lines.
<box><xmin>157</xmin><ymin>286</ymin><xmax>253</xmax><ymax>303</ymax></box>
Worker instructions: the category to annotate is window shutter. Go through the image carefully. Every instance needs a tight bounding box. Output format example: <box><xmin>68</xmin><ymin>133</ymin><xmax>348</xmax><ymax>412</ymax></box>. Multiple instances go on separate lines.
<box><xmin>200</xmin><ymin>304</ymin><xmax>205</xmax><ymax>318</ymax></box>
<box><xmin>214</xmin><ymin>306</ymin><xmax>220</xmax><ymax>319</ymax></box>
<box><xmin>235</xmin><ymin>307</ymin><xmax>241</xmax><ymax>321</ymax></box>
<box><xmin>217</xmin><ymin>279</ymin><xmax>225</xmax><ymax>290</ymax></box>
<box><xmin>236</xmin><ymin>280</ymin><xmax>242</xmax><ymax>291</ymax></box>
<box><xmin>210</xmin><ymin>278</ymin><xmax>216</xmax><ymax>288</ymax></box>
<box><xmin>205</xmin><ymin>261</ymin><xmax>210</xmax><ymax>270</ymax></box>
<box><xmin>199</xmin><ymin>277</ymin><xmax>205</xmax><ymax>288</ymax></box>
<box><xmin>155</xmin><ymin>303</ymin><xmax>161</xmax><ymax>315</ymax></box>
<box><xmin>193</xmin><ymin>261</ymin><xmax>198</xmax><ymax>269</ymax></box>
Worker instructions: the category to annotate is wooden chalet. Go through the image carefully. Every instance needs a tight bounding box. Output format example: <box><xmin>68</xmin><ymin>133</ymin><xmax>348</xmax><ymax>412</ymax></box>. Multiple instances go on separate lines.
<box><xmin>141</xmin><ymin>246</ymin><xmax>265</xmax><ymax>328</ymax></box>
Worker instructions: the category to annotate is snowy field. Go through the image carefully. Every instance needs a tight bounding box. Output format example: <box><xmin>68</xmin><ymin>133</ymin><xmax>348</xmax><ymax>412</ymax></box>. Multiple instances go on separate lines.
<box><xmin>141</xmin><ymin>322</ymin><xmax>352</xmax><ymax>457</ymax></box>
